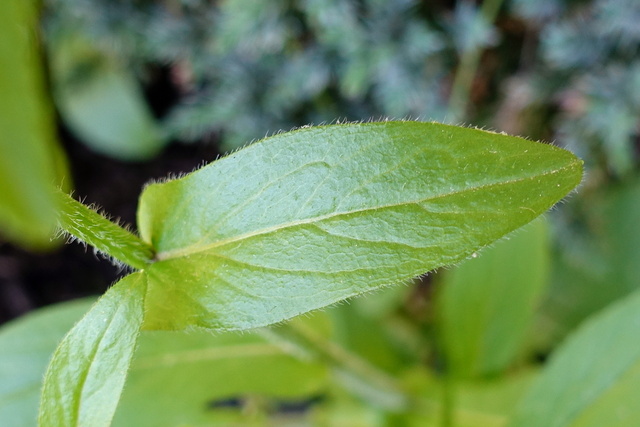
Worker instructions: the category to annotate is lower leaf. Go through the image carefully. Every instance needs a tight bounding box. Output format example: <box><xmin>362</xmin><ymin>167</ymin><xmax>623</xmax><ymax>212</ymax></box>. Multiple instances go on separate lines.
<box><xmin>38</xmin><ymin>273</ymin><xmax>147</xmax><ymax>427</ymax></box>
<box><xmin>508</xmin><ymin>289</ymin><xmax>640</xmax><ymax>427</ymax></box>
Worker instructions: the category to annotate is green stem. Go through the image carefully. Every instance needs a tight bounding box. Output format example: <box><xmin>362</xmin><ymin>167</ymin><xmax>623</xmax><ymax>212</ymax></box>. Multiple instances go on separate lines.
<box><xmin>447</xmin><ymin>0</ymin><xmax>506</xmax><ymax>123</ymax></box>
<box><xmin>55</xmin><ymin>189</ymin><xmax>154</xmax><ymax>269</ymax></box>
<box><xmin>442</xmin><ymin>374</ymin><xmax>455</xmax><ymax>427</ymax></box>
<box><xmin>260</xmin><ymin>320</ymin><xmax>409</xmax><ymax>411</ymax></box>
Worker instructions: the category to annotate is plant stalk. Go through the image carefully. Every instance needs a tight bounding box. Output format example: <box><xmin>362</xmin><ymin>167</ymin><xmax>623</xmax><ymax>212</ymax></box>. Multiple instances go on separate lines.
<box><xmin>260</xmin><ymin>320</ymin><xmax>410</xmax><ymax>411</ymax></box>
<box><xmin>442</xmin><ymin>373</ymin><xmax>455</xmax><ymax>427</ymax></box>
<box><xmin>447</xmin><ymin>0</ymin><xmax>506</xmax><ymax>123</ymax></box>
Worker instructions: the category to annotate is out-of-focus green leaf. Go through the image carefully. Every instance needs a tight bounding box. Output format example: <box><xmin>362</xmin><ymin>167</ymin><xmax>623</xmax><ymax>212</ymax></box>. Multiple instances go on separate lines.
<box><xmin>39</xmin><ymin>273</ymin><xmax>146</xmax><ymax>427</ymax></box>
<box><xmin>437</xmin><ymin>217</ymin><xmax>550</xmax><ymax>378</ymax></box>
<box><xmin>599</xmin><ymin>177</ymin><xmax>640</xmax><ymax>294</ymax></box>
<box><xmin>509</xmin><ymin>290</ymin><xmax>640</xmax><ymax>427</ymax></box>
<box><xmin>0</xmin><ymin>0</ymin><xmax>67</xmax><ymax>247</ymax></box>
<box><xmin>0</xmin><ymin>299</ymin><xmax>94</xmax><ymax>427</ymax></box>
<box><xmin>49</xmin><ymin>34</ymin><xmax>167</xmax><ymax>161</ymax></box>
<box><xmin>112</xmin><ymin>325</ymin><xmax>328</xmax><ymax>426</ymax></box>
<box><xmin>539</xmin><ymin>176</ymin><xmax>640</xmax><ymax>345</ymax></box>
<box><xmin>136</xmin><ymin>122</ymin><xmax>582</xmax><ymax>332</ymax></box>
<box><xmin>0</xmin><ymin>297</ymin><xmax>327</xmax><ymax>427</ymax></box>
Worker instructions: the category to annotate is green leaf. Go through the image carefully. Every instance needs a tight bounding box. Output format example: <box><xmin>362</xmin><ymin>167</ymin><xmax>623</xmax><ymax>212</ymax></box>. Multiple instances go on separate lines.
<box><xmin>0</xmin><ymin>0</ymin><xmax>67</xmax><ymax>247</ymax></box>
<box><xmin>508</xmin><ymin>290</ymin><xmax>640</xmax><ymax>427</ymax></box>
<box><xmin>113</xmin><ymin>325</ymin><xmax>328</xmax><ymax>426</ymax></box>
<box><xmin>49</xmin><ymin>34</ymin><xmax>167</xmax><ymax>161</ymax></box>
<box><xmin>0</xmin><ymin>297</ymin><xmax>326</xmax><ymax>427</ymax></box>
<box><xmin>437</xmin><ymin>217</ymin><xmax>550</xmax><ymax>378</ymax></box>
<box><xmin>39</xmin><ymin>273</ymin><xmax>146</xmax><ymax>427</ymax></box>
<box><xmin>138</xmin><ymin>122</ymin><xmax>582</xmax><ymax>331</ymax></box>
<box><xmin>539</xmin><ymin>176</ymin><xmax>640</xmax><ymax>346</ymax></box>
<box><xmin>0</xmin><ymin>299</ymin><xmax>94</xmax><ymax>427</ymax></box>
<box><xmin>56</xmin><ymin>190</ymin><xmax>154</xmax><ymax>269</ymax></box>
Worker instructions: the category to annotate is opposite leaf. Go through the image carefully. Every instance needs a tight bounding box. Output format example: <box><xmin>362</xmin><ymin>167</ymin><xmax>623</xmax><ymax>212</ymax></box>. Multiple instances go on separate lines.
<box><xmin>138</xmin><ymin>122</ymin><xmax>582</xmax><ymax>331</ymax></box>
<box><xmin>437</xmin><ymin>217</ymin><xmax>550</xmax><ymax>378</ymax></box>
<box><xmin>113</xmin><ymin>324</ymin><xmax>328</xmax><ymax>426</ymax></box>
<box><xmin>39</xmin><ymin>273</ymin><xmax>146</xmax><ymax>427</ymax></box>
<box><xmin>0</xmin><ymin>299</ymin><xmax>94</xmax><ymax>427</ymax></box>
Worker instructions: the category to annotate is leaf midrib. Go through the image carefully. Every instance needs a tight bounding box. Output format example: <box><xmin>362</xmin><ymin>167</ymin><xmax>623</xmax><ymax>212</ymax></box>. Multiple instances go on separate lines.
<box><xmin>155</xmin><ymin>160</ymin><xmax>580</xmax><ymax>262</ymax></box>
<box><xmin>72</xmin><ymin>304</ymin><xmax>120</xmax><ymax>426</ymax></box>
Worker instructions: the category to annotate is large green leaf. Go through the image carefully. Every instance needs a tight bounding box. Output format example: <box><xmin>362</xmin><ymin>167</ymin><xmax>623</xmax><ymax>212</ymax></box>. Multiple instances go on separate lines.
<box><xmin>508</xmin><ymin>290</ymin><xmax>640</xmax><ymax>427</ymax></box>
<box><xmin>437</xmin><ymin>217</ymin><xmax>550</xmax><ymax>378</ymax></box>
<box><xmin>137</xmin><ymin>122</ymin><xmax>582</xmax><ymax>331</ymax></box>
<box><xmin>39</xmin><ymin>273</ymin><xmax>146</xmax><ymax>427</ymax></box>
<box><xmin>0</xmin><ymin>0</ymin><xmax>67</xmax><ymax>247</ymax></box>
<box><xmin>0</xmin><ymin>299</ymin><xmax>94</xmax><ymax>427</ymax></box>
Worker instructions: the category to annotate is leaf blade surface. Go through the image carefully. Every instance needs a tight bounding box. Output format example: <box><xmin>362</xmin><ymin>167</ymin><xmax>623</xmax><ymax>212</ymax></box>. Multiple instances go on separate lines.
<box><xmin>139</xmin><ymin>122</ymin><xmax>582</xmax><ymax>331</ymax></box>
<box><xmin>38</xmin><ymin>273</ymin><xmax>146</xmax><ymax>427</ymax></box>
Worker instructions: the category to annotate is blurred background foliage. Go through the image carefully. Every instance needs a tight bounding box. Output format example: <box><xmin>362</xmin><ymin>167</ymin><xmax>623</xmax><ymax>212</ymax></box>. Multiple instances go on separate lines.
<box><xmin>40</xmin><ymin>0</ymin><xmax>640</xmax><ymax>171</ymax></box>
<box><xmin>1</xmin><ymin>0</ymin><xmax>640</xmax><ymax>425</ymax></box>
<box><xmin>0</xmin><ymin>0</ymin><xmax>67</xmax><ymax>248</ymax></box>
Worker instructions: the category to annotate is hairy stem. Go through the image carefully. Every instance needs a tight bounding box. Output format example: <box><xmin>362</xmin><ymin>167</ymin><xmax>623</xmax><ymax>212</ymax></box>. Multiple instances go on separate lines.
<box><xmin>55</xmin><ymin>189</ymin><xmax>154</xmax><ymax>269</ymax></box>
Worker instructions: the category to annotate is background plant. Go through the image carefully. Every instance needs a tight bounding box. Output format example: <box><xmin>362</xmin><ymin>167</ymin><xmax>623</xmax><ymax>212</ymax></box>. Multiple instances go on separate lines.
<box><xmin>1</xmin><ymin>0</ymin><xmax>640</xmax><ymax>425</ymax></box>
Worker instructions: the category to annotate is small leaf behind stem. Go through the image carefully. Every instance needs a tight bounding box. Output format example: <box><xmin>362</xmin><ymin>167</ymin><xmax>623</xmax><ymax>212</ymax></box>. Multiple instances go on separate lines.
<box><xmin>49</xmin><ymin>34</ymin><xmax>168</xmax><ymax>161</ymax></box>
<box><xmin>38</xmin><ymin>273</ymin><xmax>147</xmax><ymax>427</ymax></box>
